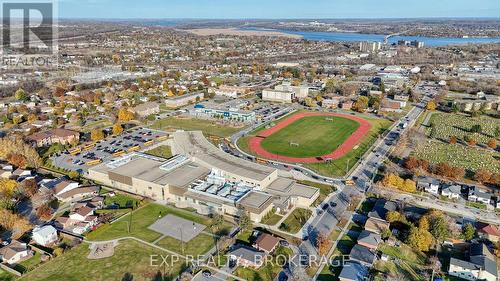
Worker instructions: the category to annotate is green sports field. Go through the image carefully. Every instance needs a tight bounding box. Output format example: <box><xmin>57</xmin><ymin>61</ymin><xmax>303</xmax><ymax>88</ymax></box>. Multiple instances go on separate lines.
<box><xmin>260</xmin><ymin>116</ymin><xmax>360</xmax><ymax>158</ymax></box>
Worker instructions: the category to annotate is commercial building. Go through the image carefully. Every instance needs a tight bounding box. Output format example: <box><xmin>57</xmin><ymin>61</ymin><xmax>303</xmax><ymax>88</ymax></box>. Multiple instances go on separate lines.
<box><xmin>262</xmin><ymin>89</ymin><xmax>295</xmax><ymax>103</ymax></box>
<box><xmin>173</xmin><ymin>131</ymin><xmax>278</xmax><ymax>189</ymax></box>
<box><xmin>274</xmin><ymin>82</ymin><xmax>309</xmax><ymax>99</ymax></box>
<box><xmin>164</xmin><ymin>92</ymin><xmax>204</xmax><ymax>109</ymax></box>
<box><xmin>27</xmin><ymin>128</ymin><xmax>79</xmax><ymax>147</ymax></box>
<box><xmin>212</xmin><ymin>85</ymin><xmax>249</xmax><ymax>98</ymax></box>
<box><xmin>359</xmin><ymin>41</ymin><xmax>381</xmax><ymax>53</ymax></box>
<box><xmin>189</xmin><ymin>103</ymin><xmax>256</xmax><ymax>123</ymax></box>
<box><xmin>88</xmin><ymin>131</ymin><xmax>319</xmax><ymax>223</ymax></box>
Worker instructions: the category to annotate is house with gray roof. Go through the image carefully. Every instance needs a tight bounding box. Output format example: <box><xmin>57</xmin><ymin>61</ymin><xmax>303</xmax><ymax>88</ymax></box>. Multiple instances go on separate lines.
<box><xmin>229</xmin><ymin>245</ymin><xmax>266</xmax><ymax>268</ymax></box>
<box><xmin>349</xmin><ymin>244</ymin><xmax>376</xmax><ymax>267</ymax></box>
<box><xmin>368</xmin><ymin>199</ymin><xmax>397</xmax><ymax>221</ymax></box>
<box><xmin>357</xmin><ymin>230</ymin><xmax>381</xmax><ymax>250</ymax></box>
<box><xmin>441</xmin><ymin>185</ymin><xmax>462</xmax><ymax>199</ymax></box>
<box><xmin>448</xmin><ymin>242</ymin><xmax>497</xmax><ymax>281</ymax></box>
<box><xmin>339</xmin><ymin>261</ymin><xmax>369</xmax><ymax>281</ymax></box>
<box><xmin>417</xmin><ymin>176</ymin><xmax>440</xmax><ymax>194</ymax></box>
<box><xmin>468</xmin><ymin>187</ymin><xmax>492</xmax><ymax>205</ymax></box>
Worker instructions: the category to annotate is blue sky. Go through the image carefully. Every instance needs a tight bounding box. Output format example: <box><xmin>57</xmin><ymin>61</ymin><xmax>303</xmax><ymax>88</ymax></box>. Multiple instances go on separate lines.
<box><xmin>59</xmin><ymin>0</ymin><xmax>500</xmax><ymax>19</ymax></box>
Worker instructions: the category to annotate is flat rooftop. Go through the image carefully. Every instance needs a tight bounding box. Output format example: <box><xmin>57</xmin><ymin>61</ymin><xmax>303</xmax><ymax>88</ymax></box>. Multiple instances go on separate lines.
<box><xmin>173</xmin><ymin>131</ymin><xmax>276</xmax><ymax>181</ymax></box>
<box><xmin>238</xmin><ymin>191</ymin><xmax>274</xmax><ymax>214</ymax></box>
<box><xmin>265</xmin><ymin>177</ymin><xmax>319</xmax><ymax>199</ymax></box>
<box><xmin>92</xmin><ymin>154</ymin><xmax>210</xmax><ymax>188</ymax></box>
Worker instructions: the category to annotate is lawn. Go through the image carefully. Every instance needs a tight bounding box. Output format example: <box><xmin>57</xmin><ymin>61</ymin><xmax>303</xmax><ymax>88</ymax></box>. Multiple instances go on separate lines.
<box><xmin>260</xmin><ymin>116</ymin><xmax>360</xmax><ymax>158</ymax></box>
<box><xmin>278</xmin><ymin>208</ymin><xmax>312</xmax><ymax>234</ymax></box>
<box><xmin>261</xmin><ymin>213</ymin><xmax>283</xmax><ymax>226</ymax></box>
<box><xmin>414</xmin><ymin>139</ymin><xmax>500</xmax><ymax>173</ymax></box>
<box><xmin>102</xmin><ymin>191</ymin><xmax>141</xmax><ymax>209</ymax></box>
<box><xmin>14</xmin><ymin>251</ymin><xmax>43</xmax><ymax>273</ymax></box>
<box><xmin>298</xmin><ymin>180</ymin><xmax>336</xmax><ymax>206</ymax></box>
<box><xmin>304</xmin><ymin>118</ymin><xmax>392</xmax><ymax>177</ymax></box>
<box><xmin>86</xmin><ymin>203</ymin><xmax>212</xmax><ymax>242</ymax></box>
<box><xmin>155</xmin><ymin>233</ymin><xmax>215</xmax><ymax>257</ymax></box>
<box><xmin>466</xmin><ymin>201</ymin><xmax>487</xmax><ymax>210</ymax></box>
<box><xmin>426</xmin><ymin>113</ymin><xmax>499</xmax><ymax>146</ymax></box>
<box><xmin>144</xmin><ymin>145</ymin><xmax>173</xmax><ymax>159</ymax></box>
<box><xmin>150</xmin><ymin>117</ymin><xmax>243</xmax><ymax>137</ymax></box>
<box><xmin>19</xmin><ymin>240</ymin><xmax>187</xmax><ymax>281</ymax></box>
<box><xmin>378</xmin><ymin>243</ymin><xmax>427</xmax><ymax>265</ymax></box>
<box><xmin>0</xmin><ymin>269</ymin><xmax>16</xmax><ymax>281</ymax></box>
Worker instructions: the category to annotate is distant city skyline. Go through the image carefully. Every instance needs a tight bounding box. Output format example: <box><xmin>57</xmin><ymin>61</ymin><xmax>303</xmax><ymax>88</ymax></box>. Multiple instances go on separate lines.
<box><xmin>59</xmin><ymin>0</ymin><xmax>500</xmax><ymax>19</ymax></box>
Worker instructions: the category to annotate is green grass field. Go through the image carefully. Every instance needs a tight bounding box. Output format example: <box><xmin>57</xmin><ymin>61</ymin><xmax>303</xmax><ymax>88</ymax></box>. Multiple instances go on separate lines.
<box><xmin>156</xmin><ymin>233</ymin><xmax>215</xmax><ymax>257</ymax></box>
<box><xmin>238</xmin><ymin>112</ymin><xmax>392</xmax><ymax>178</ymax></box>
<box><xmin>260</xmin><ymin>116</ymin><xmax>360</xmax><ymax>158</ymax></box>
<box><xmin>278</xmin><ymin>208</ymin><xmax>312</xmax><ymax>234</ymax></box>
<box><xmin>414</xmin><ymin>139</ymin><xmax>500</xmax><ymax>173</ymax></box>
<box><xmin>86</xmin><ymin>203</ymin><xmax>212</xmax><ymax>242</ymax></box>
<box><xmin>305</xmin><ymin>118</ymin><xmax>392</xmax><ymax>177</ymax></box>
<box><xmin>150</xmin><ymin>117</ymin><xmax>243</xmax><ymax>137</ymax></box>
<box><xmin>19</xmin><ymin>240</ymin><xmax>186</xmax><ymax>281</ymax></box>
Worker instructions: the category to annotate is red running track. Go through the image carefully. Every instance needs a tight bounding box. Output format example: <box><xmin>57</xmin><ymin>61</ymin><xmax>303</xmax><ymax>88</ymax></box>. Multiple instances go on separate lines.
<box><xmin>248</xmin><ymin>112</ymin><xmax>372</xmax><ymax>163</ymax></box>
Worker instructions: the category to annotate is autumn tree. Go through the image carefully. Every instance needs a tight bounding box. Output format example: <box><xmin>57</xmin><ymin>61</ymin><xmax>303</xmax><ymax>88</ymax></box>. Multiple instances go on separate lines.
<box><xmin>118</xmin><ymin>108</ymin><xmax>135</xmax><ymax>122</ymax></box>
<box><xmin>426</xmin><ymin>101</ymin><xmax>437</xmax><ymax>110</ymax></box>
<box><xmin>449</xmin><ymin>136</ymin><xmax>457</xmax><ymax>144</ymax></box>
<box><xmin>90</xmin><ymin>129</ymin><xmax>105</xmax><ymax>141</ymax></box>
<box><xmin>15</xmin><ymin>88</ymin><xmax>27</xmax><ymax>101</ymax></box>
<box><xmin>352</xmin><ymin>96</ymin><xmax>369</xmax><ymax>112</ymax></box>
<box><xmin>467</xmin><ymin>137</ymin><xmax>477</xmax><ymax>146</ymax></box>
<box><xmin>386</xmin><ymin>211</ymin><xmax>405</xmax><ymax>224</ymax></box>
<box><xmin>7</xmin><ymin>153</ymin><xmax>27</xmax><ymax>168</ymax></box>
<box><xmin>488</xmin><ymin>138</ymin><xmax>497</xmax><ymax>150</ymax></box>
<box><xmin>474</xmin><ymin>169</ymin><xmax>493</xmax><ymax>183</ymax></box>
<box><xmin>316</xmin><ymin>232</ymin><xmax>331</xmax><ymax>256</ymax></box>
<box><xmin>461</xmin><ymin>223</ymin><xmax>476</xmax><ymax>241</ymax></box>
<box><xmin>0</xmin><ymin>137</ymin><xmax>43</xmax><ymax>168</ymax></box>
<box><xmin>112</xmin><ymin>123</ymin><xmax>124</xmax><ymax>135</ymax></box>
<box><xmin>0</xmin><ymin>179</ymin><xmax>20</xmax><ymax>199</ymax></box>
<box><xmin>0</xmin><ymin>209</ymin><xmax>31</xmax><ymax>239</ymax></box>
<box><xmin>406</xmin><ymin>226</ymin><xmax>433</xmax><ymax>252</ymax></box>
<box><xmin>21</xmin><ymin>178</ymin><xmax>38</xmax><ymax>197</ymax></box>
<box><xmin>36</xmin><ymin>204</ymin><xmax>53</xmax><ymax>220</ymax></box>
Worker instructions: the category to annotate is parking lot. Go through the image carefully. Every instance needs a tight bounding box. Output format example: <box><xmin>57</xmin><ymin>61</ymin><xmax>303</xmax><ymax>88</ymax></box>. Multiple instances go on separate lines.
<box><xmin>52</xmin><ymin>127</ymin><xmax>168</xmax><ymax>173</ymax></box>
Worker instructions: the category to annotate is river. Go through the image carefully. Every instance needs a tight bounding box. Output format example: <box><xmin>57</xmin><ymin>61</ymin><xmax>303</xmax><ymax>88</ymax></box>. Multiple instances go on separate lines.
<box><xmin>242</xmin><ymin>28</ymin><xmax>500</xmax><ymax>47</ymax></box>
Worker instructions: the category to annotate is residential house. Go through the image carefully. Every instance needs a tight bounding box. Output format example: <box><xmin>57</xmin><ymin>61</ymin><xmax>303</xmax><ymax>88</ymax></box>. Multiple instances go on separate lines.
<box><xmin>441</xmin><ymin>185</ymin><xmax>462</xmax><ymax>200</ymax></box>
<box><xmin>364</xmin><ymin>217</ymin><xmax>390</xmax><ymax>235</ymax></box>
<box><xmin>339</xmin><ymin>261</ymin><xmax>369</xmax><ymax>281</ymax></box>
<box><xmin>69</xmin><ymin>205</ymin><xmax>94</xmax><ymax>222</ymax></box>
<box><xmin>368</xmin><ymin>199</ymin><xmax>397</xmax><ymax>221</ymax></box>
<box><xmin>229</xmin><ymin>245</ymin><xmax>266</xmax><ymax>268</ymax></box>
<box><xmin>468</xmin><ymin>187</ymin><xmax>492</xmax><ymax>205</ymax></box>
<box><xmin>448</xmin><ymin>243</ymin><xmax>497</xmax><ymax>281</ymax></box>
<box><xmin>53</xmin><ymin>180</ymin><xmax>80</xmax><ymax>197</ymax></box>
<box><xmin>341</xmin><ymin>101</ymin><xmax>353</xmax><ymax>110</ymax></box>
<box><xmin>26</xmin><ymin>128</ymin><xmax>79</xmax><ymax>147</ymax></box>
<box><xmin>253</xmin><ymin>233</ymin><xmax>280</xmax><ymax>254</ymax></box>
<box><xmin>349</xmin><ymin>244</ymin><xmax>376</xmax><ymax>267</ymax></box>
<box><xmin>477</xmin><ymin>223</ymin><xmax>500</xmax><ymax>243</ymax></box>
<box><xmin>32</xmin><ymin>225</ymin><xmax>58</xmax><ymax>246</ymax></box>
<box><xmin>417</xmin><ymin>177</ymin><xmax>440</xmax><ymax>195</ymax></box>
<box><xmin>357</xmin><ymin>230</ymin><xmax>381</xmax><ymax>250</ymax></box>
<box><xmin>0</xmin><ymin>240</ymin><xmax>31</xmax><ymax>265</ymax></box>
<box><xmin>55</xmin><ymin>186</ymin><xmax>100</xmax><ymax>203</ymax></box>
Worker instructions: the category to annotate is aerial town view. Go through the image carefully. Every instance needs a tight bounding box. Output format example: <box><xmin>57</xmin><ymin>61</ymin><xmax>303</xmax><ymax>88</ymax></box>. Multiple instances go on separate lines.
<box><xmin>0</xmin><ymin>0</ymin><xmax>499</xmax><ymax>281</ymax></box>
